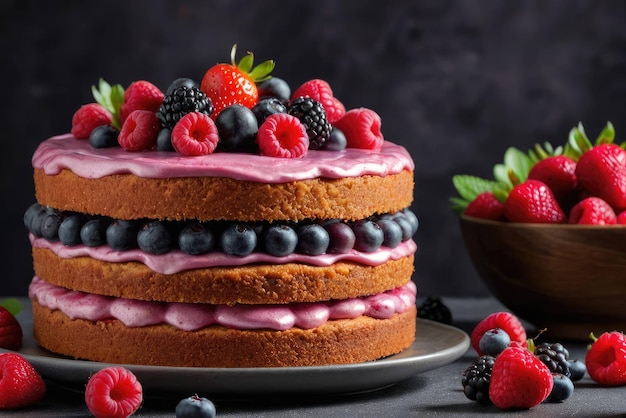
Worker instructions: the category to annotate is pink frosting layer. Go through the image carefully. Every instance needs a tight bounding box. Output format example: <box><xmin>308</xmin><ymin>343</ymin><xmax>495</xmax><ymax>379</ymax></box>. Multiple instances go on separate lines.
<box><xmin>29</xmin><ymin>277</ymin><xmax>417</xmax><ymax>331</ymax></box>
<box><xmin>30</xmin><ymin>235</ymin><xmax>417</xmax><ymax>274</ymax></box>
<box><xmin>32</xmin><ymin>134</ymin><xmax>414</xmax><ymax>182</ymax></box>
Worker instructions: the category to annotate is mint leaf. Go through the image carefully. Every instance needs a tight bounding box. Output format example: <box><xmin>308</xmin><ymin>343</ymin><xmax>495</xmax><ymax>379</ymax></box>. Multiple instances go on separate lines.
<box><xmin>0</xmin><ymin>298</ymin><xmax>22</xmax><ymax>316</ymax></box>
<box><xmin>91</xmin><ymin>78</ymin><xmax>125</xmax><ymax>130</ymax></box>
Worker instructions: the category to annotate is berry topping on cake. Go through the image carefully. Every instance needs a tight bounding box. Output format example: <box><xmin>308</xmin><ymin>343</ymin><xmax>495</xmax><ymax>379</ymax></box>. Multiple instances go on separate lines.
<box><xmin>287</xmin><ymin>97</ymin><xmax>331</xmax><ymax>150</ymax></box>
<box><xmin>215</xmin><ymin>104</ymin><xmax>259</xmax><ymax>153</ymax></box>
<box><xmin>258</xmin><ymin>76</ymin><xmax>291</xmax><ymax>103</ymax></box>
<box><xmin>118</xmin><ymin>110</ymin><xmax>161</xmax><ymax>151</ymax></box>
<box><xmin>0</xmin><ymin>306</ymin><xmax>22</xmax><ymax>351</ymax></box>
<box><xmin>200</xmin><ymin>44</ymin><xmax>274</xmax><ymax>119</ymax></box>
<box><xmin>71</xmin><ymin>103</ymin><xmax>113</xmax><ymax>139</ymax></box>
<box><xmin>175</xmin><ymin>395</ymin><xmax>217</xmax><ymax>418</ymax></box>
<box><xmin>120</xmin><ymin>80</ymin><xmax>165</xmax><ymax>125</ymax></box>
<box><xmin>585</xmin><ymin>331</ymin><xmax>626</xmax><ymax>386</ymax></box>
<box><xmin>0</xmin><ymin>353</ymin><xmax>46</xmax><ymax>410</ymax></box>
<box><xmin>84</xmin><ymin>366</ymin><xmax>143</xmax><ymax>418</ymax></box>
<box><xmin>257</xmin><ymin>113</ymin><xmax>309</xmax><ymax>158</ymax></box>
<box><xmin>252</xmin><ymin>97</ymin><xmax>287</xmax><ymax>126</ymax></box>
<box><xmin>333</xmin><ymin>108</ymin><xmax>384</xmax><ymax>150</ymax></box>
<box><xmin>89</xmin><ymin>125</ymin><xmax>120</xmax><ymax>149</ymax></box>
<box><xmin>166</xmin><ymin>77</ymin><xmax>199</xmax><ymax>95</ymax></box>
<box><xmin>291</xmin><ymin>79</ymin><xmax>345</xmax><ymax>124</ymax></box>
<box><xmin>171</xmin><ymin>112</ymin><xmax>220</xmax><ymax>156</ymax></box>
<box><xmin>157</xmin><ymin>86</ymin><xmax>214</xmax><ymax>129</ymax></box>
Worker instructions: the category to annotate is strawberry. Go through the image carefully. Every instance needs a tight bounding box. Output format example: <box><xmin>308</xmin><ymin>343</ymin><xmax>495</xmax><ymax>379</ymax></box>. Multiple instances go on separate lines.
<box><xmin>585</xmin><ymin>331</ymin><xmax>626</xmax><ymax>386</ymax></box>
<box><xmin>503</xmin><ymin>180</ymin><xmax>567</xmax><ymax>223</ymax></box>
<box><xmin>569</xmin><ymin>197</ymin><xmax>617</xmax><ymax>225</ymax></box>
<box><xmin>576</xmin><ymin>144</ymin><xmax>626</xmax><ymax>212</ymax></box>
<box><xmin>118</xmin><ymin>110</ymin><xmax>161</xmax><ymax>151</ymax></box>
<box><xmin>291</xmin><ymin>79</ymin><xmax>345</xmax><ymax>124</ymax></box>
<box><xmin>120</xmin><ymin>80</ymin><xmax>164</xmax><ymax>125</ymax></box>
<box><xmin>85</xmin><ymin>366</ymin><xmax>143</xmax><ymax>418</ymax></box>
<box><xmin>463</xmin><ymin>192</ymin><xmax>505</xmax><ymax>221</ymax></box>
<box><xmin>200</xmin><ymin>45</ymin><xmax>274</xmax><ymax>119</ymax></box>
<box><xmin>617</xmin><ymin>211</ymin><xmax>626</xmax><ymax>224</ymax></box>
<box><xmin>171</xmin><ymin>112</ymin><xmax>220</xmax><ymax>156</ymax></box>
<box><xmin>489</xmin><ymin>346</ymin><xmax>554</xmax><ymax>409</ymax></box>
<box><xmin>0</xmin><ymin>353</ymin><xmax>46</xmax><ymax>409</ymax></box>
<box><xmin>527</xmin><ymin>155</ymin><xmax>578</xmax><ymax>211</ymax></box>
<box><xmin>71</xmin><ymin>103</ymin><xmax>113</xmax><ymax>139</ymax></box>
<box><xmin>0</xmin><ymin>306</ymin><xmax>22</xmax><ymax>351</ymax></box>
<box><xmin>333</xmin><ymin>108</ymin><xmax>384</xmax><ymax>150</ymax></box>
<box><xmin>471</xmin><ymin>311</ymin><xmax>527</xmax><ymax>356</ymax></box>
<box><xmin>257</xmin><ymin>113</ymin><xmax>309</xmax><ymax>158</ymax></box>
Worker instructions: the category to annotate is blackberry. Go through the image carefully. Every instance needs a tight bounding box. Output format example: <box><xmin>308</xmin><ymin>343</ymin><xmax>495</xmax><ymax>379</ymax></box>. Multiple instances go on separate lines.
<box><xmin>462</xmin><ymin>355</ymin><xmax>495</xmax><ymax>405</ymax></box>
<box><xmin>417</xmin><ymin>296</ymin><xmax>452</xmax><ymax>325</ymax></box>
<box><xmin>287</xmin><ymin>97</ymin><xmax>331</xmax><ymax>149</ymax></box>
<box><xmin>534</xmin><ymin>342</ymin><xmax>571</xmax><ymax>377</ymax></box>
<box><xmin>157</xmin><ymin>86</ymin><xmax>214</xmax><ymax>129</ymax></box>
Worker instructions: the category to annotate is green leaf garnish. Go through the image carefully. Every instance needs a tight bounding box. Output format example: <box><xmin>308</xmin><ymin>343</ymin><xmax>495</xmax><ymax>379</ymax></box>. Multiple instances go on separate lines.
<box><xmin>595</xmin><ymin>121</ymin><xmax>615</xmax><ymax>145</ymax></box>
<box><xmin>92</xmin><ymin>78</ymin><xmax>125</xmax><ymax>130</ymax></box>
<box><xmin>0</xmin><ymin>298</ymin><xmax>22</xmax><ymax>316</ymax></box>
<box><xmin>450</xmin><ymin>175</ymin><xmax>500</xmax><ymax>213</ymax></box>
<box><xmin>230</xmin><ymin>44</ymin><xmax>275</xmax><ymax>84</ymax></box>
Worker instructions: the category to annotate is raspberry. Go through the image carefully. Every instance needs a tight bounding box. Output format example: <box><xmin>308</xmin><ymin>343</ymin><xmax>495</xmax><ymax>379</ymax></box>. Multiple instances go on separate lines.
<box><xmin>471</xmin><ymin>312</ymin><xmax>527</xmax><ymax>356</ymax></box>
<box><xmin>118</xmin><ymin>110</ymin><xmax>161</xmax><ymax>151</ymax></box>
<box><xmin>0</xmin><ymin>306</ymin><xmax>22</xmax><ymax>351</ymax></box>
<box><xmin>0</xmin><ymin>353</ymin><xmax>46</xmax><ymax>410</ymax></box>
<box><xmin>585</xmin><ymin>331</ymin><xmax>626</xmax><ymax>386</ymax></box>
<box><xmin>291</xmin><ymin>79</ymin><xmax>345</xmax><ymax>124</ymax></box>
<box><xmin>257</xmin><ymin>113</ymin><xmax>309</xmax><ymax>158</ymax></box>
<box><xmin>85</xmin><ymin>366</ymin><xmax>143</xmax><ymax>418</ymax></box>
<box><xmin>171</xmin><ymin>112</ymin><xmax>219</xmax><ymax>156</ymax></box>
<box><xmin>120</xmin><ymin>80</ymin><xmax>165</xmax><ymax>125</ymax></box>
<box><xmin>489</xmin><ymin>346</ymin><xmax>553</xmax><ymax>409</ymax></box>
<box><xmin>71</xmin><ymin>103</ymin><xmax>113</xmax><ymax>139</ymax></box>
<box><xmin>333</xmin><ymin>108</ymin><xmax>384</xmax><ymax>150</ymax></box>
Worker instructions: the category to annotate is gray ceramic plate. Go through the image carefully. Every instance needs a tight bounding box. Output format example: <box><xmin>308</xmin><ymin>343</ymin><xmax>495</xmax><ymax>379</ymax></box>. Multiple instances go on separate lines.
<box><xmin>2</xmin><ymin>302</ymin><xmax>469</xmax><ymax>396</ymax></box>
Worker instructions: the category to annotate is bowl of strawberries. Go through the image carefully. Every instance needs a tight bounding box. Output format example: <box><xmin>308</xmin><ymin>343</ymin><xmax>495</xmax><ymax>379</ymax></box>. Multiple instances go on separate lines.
<box><xmin>452</xmin><ymin>122</ymin><xmax>626</xmax><ymax>339</ymax></box>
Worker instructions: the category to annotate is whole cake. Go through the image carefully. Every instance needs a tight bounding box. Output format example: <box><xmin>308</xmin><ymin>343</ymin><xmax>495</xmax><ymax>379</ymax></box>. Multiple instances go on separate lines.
<box><xmin>24</xmin><ymin>47</ymin><xmax>418</xmax><ymax>367</ymax></box>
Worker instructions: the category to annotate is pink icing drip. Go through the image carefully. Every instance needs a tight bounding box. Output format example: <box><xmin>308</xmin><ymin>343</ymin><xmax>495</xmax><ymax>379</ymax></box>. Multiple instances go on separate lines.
<box><xmin>32</xmin><ymin>134</ymin><xmax>414</xmax><ymax>182</ymax></box>
<box><xmin>30</xmin><ymin>235</ymin><xmax>417</xmax><ymax>273</ymax></box>
<box><xmin>29</xmin><ymin>277</ymin><xmax>417</xmax><ymax>331</ymax></box>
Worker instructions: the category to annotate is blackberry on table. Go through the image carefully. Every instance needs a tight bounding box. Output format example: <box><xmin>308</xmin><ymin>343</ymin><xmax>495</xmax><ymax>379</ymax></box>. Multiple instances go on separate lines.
<box><xmin>462</xmin><ymin>355</ymin><xmax>495</xmax><ymax>405</ymax></box>
<box><xmin>417</xmin><ymin>296</ymin><xmax>452</xmax><ymax>325</ymax></box>
<box><xmin>534</xmin><ymin>342</ymin><xmax>571</xmax><ymax>377</ymax></box>
<box><xmin>287</xmin><ymin>97</ymin><xmax>331</xmax><ymax>149</ymax></box>
<box><xmin>157</xmin><ymin>86</ymin><xmax>214</xmax><ymax>129</ymax></box>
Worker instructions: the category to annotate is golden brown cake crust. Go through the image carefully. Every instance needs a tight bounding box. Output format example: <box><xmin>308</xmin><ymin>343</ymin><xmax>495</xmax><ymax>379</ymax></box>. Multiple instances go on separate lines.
<box><xmin>32</xmin><ymin>301</ymin><xmax>416</xmax><ymax>367</ymax></box>
<box><xmin>33</xmin><ymin>168</ymin><xmax>414</xmax><ymax>222</ymax></box>
<box><xmin>32</xmin><ymin>247</ymin><xmax>414</xmax><ymax>304</ymax></box>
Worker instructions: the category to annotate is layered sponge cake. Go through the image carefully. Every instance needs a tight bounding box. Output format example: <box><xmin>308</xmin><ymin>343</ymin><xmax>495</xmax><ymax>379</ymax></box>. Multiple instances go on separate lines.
<box><xmin>24</xmin><ymin>50</ymin><xmax>418</xmax><ymax>367</ymax></box>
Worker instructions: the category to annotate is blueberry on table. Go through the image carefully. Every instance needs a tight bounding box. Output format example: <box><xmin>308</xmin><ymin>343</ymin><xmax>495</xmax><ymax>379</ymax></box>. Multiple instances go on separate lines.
<box><xmin>546</xmin><ymin>373</ymin><xmax>574</xmax><ymax>403</ymax></box>
<box><xmin>478</xmin><ymin>328</ymin><xmax>511</xmax><ymax>356</ymax></box>
<box><xmin>568</xmin><ymin>359</ymin><xmax>586</xmax><ymax>381</ymax></box>
<box><xmin>175</xmin><ymin>395</ymin><xmax>216</xmax><ymax>418</ymax></box>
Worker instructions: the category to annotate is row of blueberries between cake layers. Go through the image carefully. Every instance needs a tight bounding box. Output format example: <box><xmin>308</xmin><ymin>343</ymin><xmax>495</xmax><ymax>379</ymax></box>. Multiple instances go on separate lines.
<box><xmin>29</xmin><ymin>277</ymin><xmax>417</xmax><ymax>331</ymax></box>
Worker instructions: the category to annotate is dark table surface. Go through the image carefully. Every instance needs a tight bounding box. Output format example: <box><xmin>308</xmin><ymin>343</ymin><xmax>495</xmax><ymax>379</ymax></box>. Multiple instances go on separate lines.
<box><xmin>3</xmin><ymin>297</ymin><xmax>626</xmax><ymax>418</ymax></box>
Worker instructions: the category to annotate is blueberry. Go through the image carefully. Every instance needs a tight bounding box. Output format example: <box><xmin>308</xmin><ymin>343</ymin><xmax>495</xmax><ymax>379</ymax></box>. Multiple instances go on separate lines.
<box><xmin>175</xmin><ymin>395</ymin><xmax>216</xmax><ymax>418</ymax></box>
<box><xmin>296</xmin><ymin>224</ymin><xmax>329</xmax><ymax>256</ymax></box>
<box><xmin>220</xmin><ymin>223</ymin><xmax>257</xmax><ymax>256</ymax></box>
<box><xmin>80</xmin><ymin>218</ymin><xmax>109</xmax><ymax>247</ymax></box>
<box><xmin>546</xmin><ymin>374</ymin><xmax>574</xmax><ymax>403</ymax></box>
<box><xmin>257</xmin><ymin>76</ymin><xmax>291</xmax><ymax>103</ymax></box>
<box><xmin>478</xmin><ymin>328</ymin><xmax>511</xmax><ymax>356</ymax></box>
<box><xmin>351</xmin><ymin>220</ymin><xmax>384</xmax><ymax>252</ymax></box>
<box><xmin>215</xmin><ymin>104</ymin><xmax>259</xmax><ymax>153</ymax></box>
<box><xmin>403</xmin><ymin>208</ymin><xmax>419</xmax><ymax>235</ymax></box>
<box><xmin>323</xmin><ymin>127</ymin><xmax>347</xmax><ymax>151</ymax></box>
<box><xmin>156</xmin><ymin>128</ymin><xmax>174</xmax><ymax>151</ymax></box>
<box><xmin>41</xmin><ymin>210</ymin><xmax>64</xmax><ymax>241</ymax></box>
<box><xmin>376</xmin><ymin>219</ymin><xmax>403</xmax><ymax>248</ymax></box>
<box><xmin>263</xmin><ymin>224</ymin><xmax>298</xmax><ymax>256</ymax></box>
<box><xmin>179</xmin><ymin>223</ymin><xmax>215</xmax><ymax>255</ymax></box>
<box><xmin>29</xmin><ymin>206</ymin><xmax>52</xmax><ymax>237</ymax></box>
<box><xmin>89</xmin><ymin>125</ymin><xmax>119</xmax><ymax>148</ymax></box>
<box><xmin>58</xmin><ymin>214</ymin><xmax>85</xmax><ymax>246</ymax></box>
<box><xmin>325</xmin><ymin>222</ymin><xmax>355</xmax><ymax>254</ymax></box>
<box><xmin>251</xmin><ymin>97</ymin><xmax>287</xmax><ymax>126</ymax></box>
<box><xmin>23</xmin><ymin>203</ymin><xmax>43</xmax><ymax>232</ymax></box>
<box><xmin>568</xmin><ymin>359</ymin><xmax>586</xmax><ymax>382</ymax></box>
<box><xmin>392</xmin><ymin>214</ymin><xmax>413</xmax><ymax>241</ymax></box>
<box><xmin>137</xmin><ymin>221</ymin><xmax>173</xmax><ymax>254</ymax></box>
<box><xmin>106</xmin><ymin>220</ymin><xmax>139</xmax><ymax>251</ymax></box>
<box><xmin>166</xmin><ymin>77</ymin><xmax>199</xmax><ymax>95</ymax></box>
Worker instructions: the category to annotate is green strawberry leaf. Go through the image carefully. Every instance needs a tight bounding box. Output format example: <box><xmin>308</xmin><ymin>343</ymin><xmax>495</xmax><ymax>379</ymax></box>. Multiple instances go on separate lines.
<box><xmin>450</xmin><ymin>196</ymin><xmax>469</xmax><ymax>214</ymax></box>
<box><xmin>238</xmin><ymin>51</ymin><xmax>254</xmax><ymax>74</ymax></box>
<box><xmin>595</xmin><ymin>121</ymin><xmax>615</xmax><ymax>145</ymax></box>
<box><xmin>452</xmin><ymin>174</ymin><xmax>498</xmax><ymax>202</ymax></box>
<box><xmin>503</xmin><ymin>147</ymin><xmax>532</xmax><ymax>183</ymax></box>
<box><xmin>568</xmin><ymin>123</ymin><xmax>592</xmax><ymax>156</ymax></box>
<box><xmin>0</xmin><ymin>298</ymin><xmax>22</xmax><ymax>316</ymax></box>
<box><xmin>248</xmin><ymin>59</ymin><xmax>275</xmax><ymax>83</ymax></box>
<box><xmin>92</xmin><ymin>78</ymin><xmax>125</xmax><ymax>130</ymax></box>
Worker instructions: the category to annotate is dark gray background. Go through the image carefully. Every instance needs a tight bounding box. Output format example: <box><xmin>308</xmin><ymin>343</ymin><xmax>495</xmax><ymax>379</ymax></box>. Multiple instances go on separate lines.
<box><xmin>2</xmin><ymin>0</ymin><xmax>625</xmax><ymax>298</ymax></box>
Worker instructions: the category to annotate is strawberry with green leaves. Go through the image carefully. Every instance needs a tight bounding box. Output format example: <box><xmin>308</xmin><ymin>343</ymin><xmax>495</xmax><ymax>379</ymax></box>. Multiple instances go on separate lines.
<box><xmin>527</xmin><ymin>155</ymin><xmax>578</xmax><ymax>212</ymax></box>
<box><xmin>575</xmin><ymin>143</ymin><xmax>626</xmax><ymax>213</ymax></box>
<box><xmin>569</xmin><ymin>197</ymin><xmax>617</xmax><ymax>225</ymax></box>
<box><xmin>504</xmin><ymin>180</ymin><xmax>567</xmax><ymax>224</ymax></box>
<box><xmin>201</xmin><ymin>45</ymin><xmax>274</xmax><ymax>119</ymax></box>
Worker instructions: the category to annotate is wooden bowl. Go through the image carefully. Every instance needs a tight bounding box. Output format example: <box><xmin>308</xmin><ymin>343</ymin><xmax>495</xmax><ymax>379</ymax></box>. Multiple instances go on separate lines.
<box><xmin>460</xmin><ymin>215</ymin><xmax>626</xmax><ymax>340</ymax></box>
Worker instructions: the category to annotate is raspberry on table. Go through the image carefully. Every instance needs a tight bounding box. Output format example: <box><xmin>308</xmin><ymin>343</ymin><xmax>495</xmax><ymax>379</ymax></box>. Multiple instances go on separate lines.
<box><xmin>585</xmin><ymin>331</ymin><xmax>626</xmax><ymax>386</ymax></box>
<box><xmin>171</xmin><ymin>112</ymin><xmax>220</xmax><ymax>156</ymax></box>
<box><xmin>71</xmin><ymin>103</ymin><xmax>113</xmax><ymax>139</ymax></box>
<box><xmin>85</xmin><ymin>366</ymin><xmax>143</xmax><ymax>418</ymax></box>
